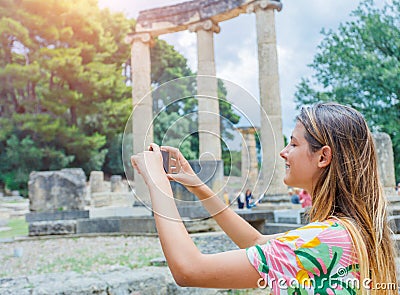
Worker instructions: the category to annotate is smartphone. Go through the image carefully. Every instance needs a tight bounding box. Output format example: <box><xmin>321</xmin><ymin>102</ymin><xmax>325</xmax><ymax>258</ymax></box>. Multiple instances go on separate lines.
<box><xmin>161</xmin><ymin>150</ymin><xmax>171</xmax><ymax>173</ymax></box>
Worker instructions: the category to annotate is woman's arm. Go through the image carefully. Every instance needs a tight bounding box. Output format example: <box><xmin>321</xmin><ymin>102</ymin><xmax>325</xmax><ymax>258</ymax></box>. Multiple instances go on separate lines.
<box><xmin>161</xmin><ymin>146</ymin><xmax>280</xmax><ymax>248</ymax></box>
<box><xmin>188</xmin><ymin>182</ymin><xmax>280</xmax><ymax>248</ymax></box>
<box><xmin>130</xmin><ymin>144</ymin><xmax>263</xmax><ymax>288</ymax></box>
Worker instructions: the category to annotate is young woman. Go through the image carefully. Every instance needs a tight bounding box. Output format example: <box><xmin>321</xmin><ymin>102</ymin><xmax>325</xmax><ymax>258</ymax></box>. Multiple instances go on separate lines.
<box><xmin>130</xmin><ymin>102</ymin><xmax>397</xmax><ymax>294</ymax></box>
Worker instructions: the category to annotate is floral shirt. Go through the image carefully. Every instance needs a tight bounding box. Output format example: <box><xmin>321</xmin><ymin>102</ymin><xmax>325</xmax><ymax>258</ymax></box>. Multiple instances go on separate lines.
<box><xmin>246</xmin><ymin>220</ymin><xmax>359</xmax><ymax>294</ymax></box>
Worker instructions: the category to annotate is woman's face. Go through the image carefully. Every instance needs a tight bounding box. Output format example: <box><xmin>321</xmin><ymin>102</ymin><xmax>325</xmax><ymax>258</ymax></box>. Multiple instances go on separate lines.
<box><xmin>279</xmin><ymin>122</ymin><xmax>322</xmax><ymax>192</ymax></box>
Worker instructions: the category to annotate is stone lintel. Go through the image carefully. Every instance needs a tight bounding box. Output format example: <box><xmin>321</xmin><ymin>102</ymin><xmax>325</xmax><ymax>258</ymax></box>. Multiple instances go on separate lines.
<box><xmin>135</xmin><ymin>0</ymin><xmax>281</xmax><ymax>36</ymax></box>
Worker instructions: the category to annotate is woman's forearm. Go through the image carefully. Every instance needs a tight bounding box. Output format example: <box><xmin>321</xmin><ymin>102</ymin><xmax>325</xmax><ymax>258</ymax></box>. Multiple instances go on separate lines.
<box><xmin>148</xmin><ymin>180</ymin><xmax>202</xmax><ymax>279</ymax></box>
<box><xmin>187</xmin><ymin>184</ymin><xmax>263</xmax><ymax>248</ymax></box>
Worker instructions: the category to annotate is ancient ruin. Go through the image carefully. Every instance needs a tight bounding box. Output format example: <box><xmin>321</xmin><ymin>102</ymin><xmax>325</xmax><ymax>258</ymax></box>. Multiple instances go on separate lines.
<box><xmin>127</xmin><ymin>0</ymin><xmax>287</xmax><ymax>202</ymax></box>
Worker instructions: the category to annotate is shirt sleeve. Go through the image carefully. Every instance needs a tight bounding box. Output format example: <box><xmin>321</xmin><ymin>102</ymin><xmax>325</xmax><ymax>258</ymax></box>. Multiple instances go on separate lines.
<box><xmin>247</xmin><ymin>237</ymin><xmax>300</xmax><ymax>293</ymax></box>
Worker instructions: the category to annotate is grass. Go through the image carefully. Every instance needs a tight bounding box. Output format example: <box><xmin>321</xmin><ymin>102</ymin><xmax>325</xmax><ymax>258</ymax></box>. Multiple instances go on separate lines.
<box><xmin>0</xmin><ymin>217</ymin><xmax>28</xmax><ymax>239</ymax></box>
<box><xmin>31</xmin><ymin>245</ymin><xmax>160</xmax><ymax>275</ymax></box>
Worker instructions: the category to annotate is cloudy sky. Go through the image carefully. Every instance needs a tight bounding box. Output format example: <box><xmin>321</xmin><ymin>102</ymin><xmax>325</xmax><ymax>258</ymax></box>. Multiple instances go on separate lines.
<box><xmin>98</xmin><ymin>0</ymin><xmax>371</xmax><ymax>138</ymax></box>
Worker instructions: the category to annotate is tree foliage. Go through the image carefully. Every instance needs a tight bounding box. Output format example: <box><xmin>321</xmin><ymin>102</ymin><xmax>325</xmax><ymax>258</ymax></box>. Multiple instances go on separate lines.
<box><xmin>0</xmin><ymin>0</ymin><xmax>134</xmax><ymax>192</ymax></box>
<box><xmin>0</xmin><ymin>1</ymin><xmax>242</xmax><ymax>195</ymax></box>
<box><xmin>295</xmin><ymin>0</ymin><xmax>400</xmax><ymax>180</ymax></box>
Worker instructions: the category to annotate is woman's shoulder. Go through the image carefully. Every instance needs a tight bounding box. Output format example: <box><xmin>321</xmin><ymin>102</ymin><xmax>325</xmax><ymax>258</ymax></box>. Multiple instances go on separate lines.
<box><xmin>274</xmin><ymin>218</ymin><xmax>353</xmax><ymax>251</ymax></box>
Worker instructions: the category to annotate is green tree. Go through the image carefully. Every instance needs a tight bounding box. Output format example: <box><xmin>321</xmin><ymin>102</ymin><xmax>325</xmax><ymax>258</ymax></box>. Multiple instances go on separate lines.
<box><xmin>295</xmin><ymin>0</ymin><xmax>400</xmax><ymax>179</ymax></box>
<box><xmin>0</xmin><ymin>0</ymin><xmax>133</xmax><ymax>193</ymax></box>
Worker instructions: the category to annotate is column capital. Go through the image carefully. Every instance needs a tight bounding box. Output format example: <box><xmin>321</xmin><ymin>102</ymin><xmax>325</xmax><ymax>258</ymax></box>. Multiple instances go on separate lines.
<box><xmin>125</xmin><ymin>33</ymin><xmax>154</xmax><ymax>46</ymax></box>
<box><xmin>188</xmin><ymin>19</ymin><xmax>220</xmax><ymax>34</ymax></box>
<box><xmin>246</xmin><ymin>0</ymin><xmax>282</xmax><ymax>13</ymax></box>
<box><xmin>237</xmin><ymin>126</ymin><xmax>259</xmax><ymax>135</ymax></box>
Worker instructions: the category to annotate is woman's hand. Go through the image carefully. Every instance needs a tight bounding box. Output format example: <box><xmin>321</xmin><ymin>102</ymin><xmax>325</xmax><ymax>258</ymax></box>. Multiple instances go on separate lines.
<box><xmin>130</xmin><ymin>143</ymin><xmax>169</xmax><ymax>189</ymax></box>
<box><xmin>161</xmin><ymin>146</ymin><xmax>204</xmax><ymax>190</ymax></box>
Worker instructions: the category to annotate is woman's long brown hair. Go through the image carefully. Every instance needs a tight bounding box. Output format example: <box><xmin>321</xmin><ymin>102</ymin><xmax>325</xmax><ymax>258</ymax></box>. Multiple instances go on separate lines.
<box><xmin>297</xmin><ymin>102</ymin><xmax>397</xmax><ymax>294</ymax></box>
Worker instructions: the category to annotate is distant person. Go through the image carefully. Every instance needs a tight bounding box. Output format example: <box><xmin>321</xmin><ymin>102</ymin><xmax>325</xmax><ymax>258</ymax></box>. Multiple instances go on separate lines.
<box><xmin>245</xmin><ymin>189</ymin><xmax>253</xmax><ymax>209</ymax></box>
<box><xmin>396</xmin><ymin>182</ymin><xmax>400</xmax><ymax>196</ymax></box>
<box><xmin>299</xmin><ymin>189</ymin><xmax>312</xmax><ymax>208</ymax></box>
<box><xmin>289</xmin><ymin>188</ymin><xmax>300</xmax><ymax>204</ymax></box>
<box><xmin>237</xmin><ymin>190</ymin><xmax>245</xmax><ymax>209</ymax></box>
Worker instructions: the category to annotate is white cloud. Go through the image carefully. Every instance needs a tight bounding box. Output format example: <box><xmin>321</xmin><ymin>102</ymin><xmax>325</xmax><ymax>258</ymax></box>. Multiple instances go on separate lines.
<box><xmin>161</xmin><ymin>31</ymin><xmax>197</xmax><ymax>70</ymax></box>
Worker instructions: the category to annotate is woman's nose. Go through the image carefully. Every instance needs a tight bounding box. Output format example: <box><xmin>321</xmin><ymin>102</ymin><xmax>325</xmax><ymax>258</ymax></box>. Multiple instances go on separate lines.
<box><xmin>280</xmin><ymin>146</ymin><xmax>288</xmax><ymax>160</ymax></box>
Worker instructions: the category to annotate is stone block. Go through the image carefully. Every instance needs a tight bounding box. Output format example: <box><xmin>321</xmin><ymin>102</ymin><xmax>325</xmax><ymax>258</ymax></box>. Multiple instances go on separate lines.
<box><xmin>183</xmin><ymin>218</ymin><xmax>220</xmax><ymax>233</ymax></box>
<box><xmin>76</xmin><ymin>218</ymin><xmax>121</xmax><ymax>234</ymax></box>
<box><xmin>25</xmin><ymin>210</ymin><xmax>89</xmax><ymax>222</ymax></box>
<box><xmin>236</xmin><ymin>209</ymin><xmax>274</xmax><ymax>222</ymax></box>
<box><xmin>89</xmin><ymin>206</ymin><xmax>151</xmax><ymax>218</ymax></box>
<box><xmin>172</xmin><ymin>160</ymin><xmax>223</xmax><ymax>203</ymax></box>
<box><xmin>263</xmin><ymin>223</ymin><xmax>301</xmax><ymax>235</ymax></box>
<box><xmin>91</xmin><ymin>192</ymin><xmax>112</xmax><ymax>207</ymax></box>
<box><xmin>177</xmin><ymin>205</ymin><xmax>210</xmax><ymax>219</ymax></box>
<box><xmin>28</xmin><ymin>168</ymin><xmax>87</xmax><ymax>212</ymax></box>
<box><xmin>120</xmin><ymin>217</ymin><xmax>157</xmax><ymax>234</ymax></box>
<box><xmin>274</xmin><ymin>209</ymin><xmax>305</xmax><ymax>224</ymax></box>
<box><xmin>29</xmin><ymin>220</ymin><xmax>76</xmax><ymax>236</ymax></box>
<box><xmin>109</xmin><ymin>192</ymin><xmax>133</xmax><ymax>207</ymax></box>
<box><xmin>110</xmin><ymin>175</ymin><xmax>126</xmax><ymax>192</ymax></box>
<box><xmin>89</xmin><ymin>171</ymin><xmax>104</xmax><ymax>194</ymax></box>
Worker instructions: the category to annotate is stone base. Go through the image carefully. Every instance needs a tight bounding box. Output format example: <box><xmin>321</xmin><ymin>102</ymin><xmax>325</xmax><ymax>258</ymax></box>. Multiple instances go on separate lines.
<box><xmin>76</xmin><ymin>217</ymin><xmax>157</xmax><ymax>234</ymax></box>
<box><xmin>91</xmin><ymin>192</ymin><xmax>112</xmax><ymax>207</ymax></box>
<box><xmin>29</xmin><ymin>220</ymin><xmax>76</xmax><ymax>236</ymax></box>
<box><xmin>183</xmin><ymin>219</ymin><xmax>220</xmax><ymax>233</ymax></box>
<box><xmin>27</xmin><ymin>215</ymin><xmax>224</xmax><ymax>236</ymax></box>
<box><xmin>177</xmin><ymin>205</ymin><xmax>210</xmax><ymax>219</ymax></box>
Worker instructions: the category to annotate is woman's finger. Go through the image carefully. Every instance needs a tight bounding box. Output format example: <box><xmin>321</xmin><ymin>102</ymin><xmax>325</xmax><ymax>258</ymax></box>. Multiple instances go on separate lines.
<box><xmin>130</xmin><ymin>155</ymin><xmax>141</xmax><ymax>174</ymax></box>
<box><xmin>161</xmin><ymin>146</ymin><xmax>179</xmax><ymax>157</ymax></box>
<box><xmin>149</xmin><ymin>143</ymin><xmax>161</xmax><ymax>153</ymax></box>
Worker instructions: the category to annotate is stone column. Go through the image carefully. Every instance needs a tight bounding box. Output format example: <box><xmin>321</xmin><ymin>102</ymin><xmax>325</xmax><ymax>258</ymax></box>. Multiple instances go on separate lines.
<box><xmin>373</xmin><ymin>132</ymin><xmax>396</xmax><ymax>195</ymax></box>
<box><xmin>238</xmin><ymin>127</ymin><xmax>259</xmax><ymax>191</ymax></box>
<box><xmin>127</xmin><ymin>33</ymin><xmax>154</xmax><ymax>204</ymax></box>
<box><xmin>189</xmin><ymin>20</ymin><xmax>221</xmax><ymax>161</ymax></box>
<box><xmin>248</xmin><ymin>0</ymin><xmax>286</xmax><ymax>195</ymax></box>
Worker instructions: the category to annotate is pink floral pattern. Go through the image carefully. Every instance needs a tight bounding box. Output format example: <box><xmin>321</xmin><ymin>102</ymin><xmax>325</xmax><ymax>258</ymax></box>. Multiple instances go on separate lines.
<box><xmin>247</xmin><ymin>220</ymin><xmax>359</xmax><ymax>294</ymax></box>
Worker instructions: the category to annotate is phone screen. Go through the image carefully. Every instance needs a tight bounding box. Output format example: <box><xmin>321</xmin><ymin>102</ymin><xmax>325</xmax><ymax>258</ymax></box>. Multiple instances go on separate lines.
<box><xmin>161</xmin><ymin>150</ymin><xmax>170</xmax><ymax>173</ymax></box>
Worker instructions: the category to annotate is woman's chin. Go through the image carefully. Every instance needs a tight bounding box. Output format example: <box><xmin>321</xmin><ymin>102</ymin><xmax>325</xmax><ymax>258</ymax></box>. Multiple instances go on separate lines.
<box><xmin>283</xmin><ymin>177</ymin><xmax>290</xmax><ymax>186</ymax></box>
<box><xmin>283</xmin><ymin>177</ymin><xmax>296</xmax><ymax>188</ymax></box>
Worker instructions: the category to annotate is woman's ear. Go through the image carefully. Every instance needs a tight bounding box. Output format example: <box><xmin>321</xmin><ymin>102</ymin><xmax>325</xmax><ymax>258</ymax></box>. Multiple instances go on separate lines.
<box><xmin>318</xmin><ymin>145</ymin><xmax>332</xmax><ymax>168</ymax></box>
